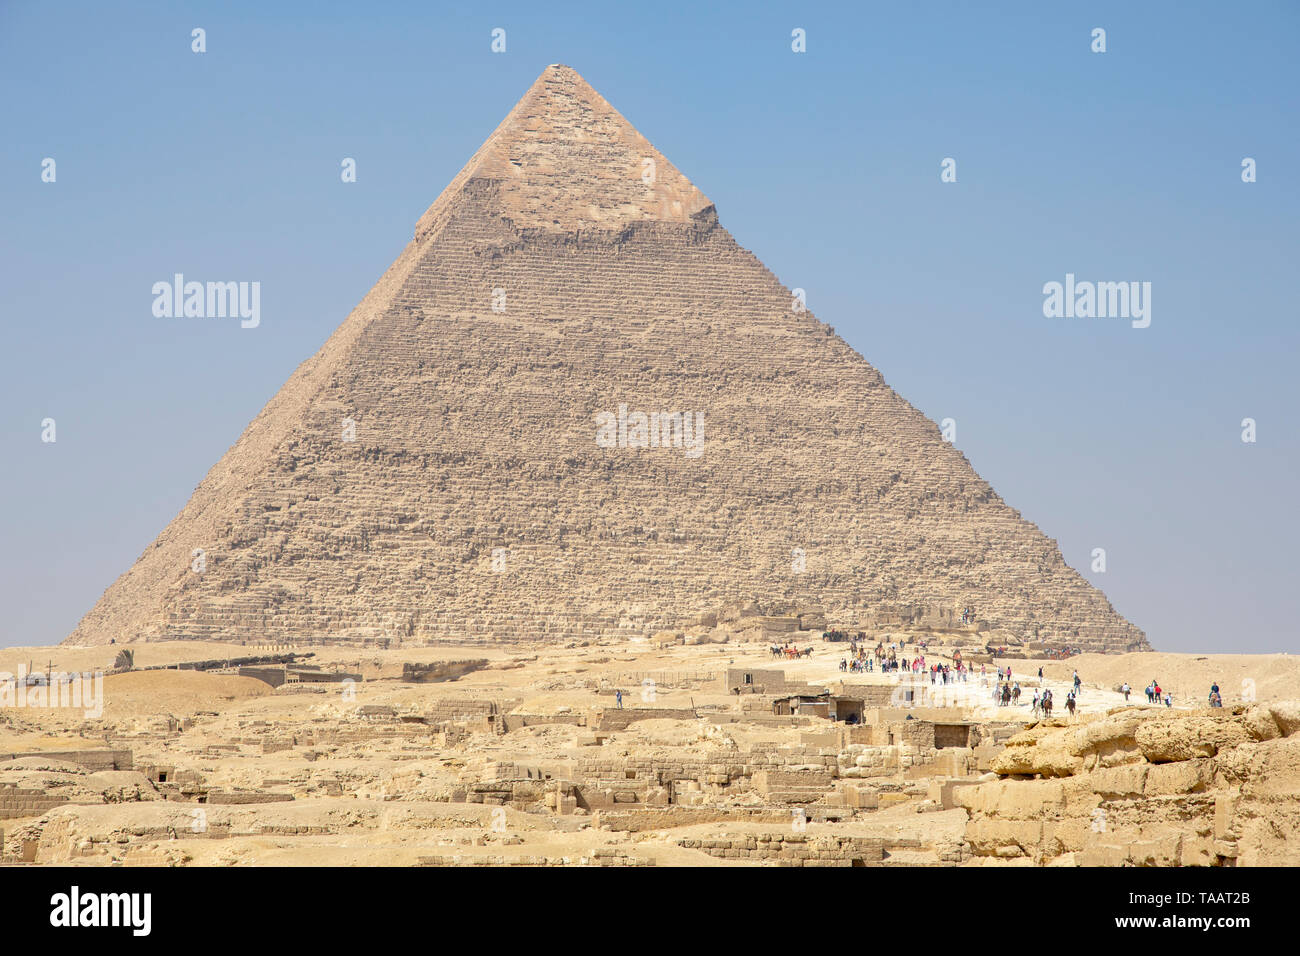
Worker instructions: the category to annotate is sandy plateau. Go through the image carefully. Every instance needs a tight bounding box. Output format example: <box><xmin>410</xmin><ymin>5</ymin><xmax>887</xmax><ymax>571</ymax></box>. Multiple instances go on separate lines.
<box><xmin>1</xmin><ymin>632</ymin><xmax>1296</xmax><ymax>867</ymax></box>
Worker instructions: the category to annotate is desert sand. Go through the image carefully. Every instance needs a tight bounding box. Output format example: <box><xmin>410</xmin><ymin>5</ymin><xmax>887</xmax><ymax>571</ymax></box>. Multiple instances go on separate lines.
<box><xmin>2</xmin><ymin>629</ymin><xmax>1296</xmax><ymax>867</ymax></box>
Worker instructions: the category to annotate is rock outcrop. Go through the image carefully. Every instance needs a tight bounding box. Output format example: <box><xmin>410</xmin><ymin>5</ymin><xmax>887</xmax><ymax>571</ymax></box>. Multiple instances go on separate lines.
<box><xmin>961</xmin><ymin>703</ymin><xmax>1300</xmax><ymax>865</ymax></box>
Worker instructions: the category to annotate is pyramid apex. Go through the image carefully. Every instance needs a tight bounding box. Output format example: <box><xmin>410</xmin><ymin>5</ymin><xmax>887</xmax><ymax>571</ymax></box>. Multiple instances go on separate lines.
<box><xmin>415</xmin><ymin>63</ymin><xmax>714</xmax><ymax>236</ymax></box>
<box><xmin>524</xmin><ymin>62</ymin><xmax>594</xmax><ymax>95</ymax></box>
<box><xmin>538</xmin><ymin>63</ymin><xmax>583</xmax><ymax>81</ymax></box>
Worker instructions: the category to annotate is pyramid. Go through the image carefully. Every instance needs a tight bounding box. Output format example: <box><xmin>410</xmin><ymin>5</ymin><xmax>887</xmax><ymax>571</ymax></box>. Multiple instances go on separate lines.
<box><xmin>65</xmin><ymin>65</ymin><xmax>1148</xmax><ymax>652</ymax></box>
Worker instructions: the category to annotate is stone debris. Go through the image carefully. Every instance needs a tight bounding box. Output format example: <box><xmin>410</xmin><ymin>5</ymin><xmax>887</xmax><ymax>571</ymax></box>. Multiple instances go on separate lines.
<box><xmin>2</xmin><ymin>636</ymin><xmax>1296</xmax><ymax>867</ymax></box>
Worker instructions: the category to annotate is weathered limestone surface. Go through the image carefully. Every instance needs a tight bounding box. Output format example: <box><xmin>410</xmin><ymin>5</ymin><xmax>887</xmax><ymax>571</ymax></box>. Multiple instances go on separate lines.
<box><xmin>962</xmin><ymin>703</ymin><xmax>1300</xmax><ymax>865</ymax></box>
<box><xmin>65</xmin><ymin>65</ymin><xmax>1146</xmax><ymax>652</ymax></box>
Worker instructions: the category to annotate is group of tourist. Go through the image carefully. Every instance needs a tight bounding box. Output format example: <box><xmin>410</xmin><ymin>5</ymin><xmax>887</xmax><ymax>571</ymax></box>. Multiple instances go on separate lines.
<box><xmin>1041</xmin><ymin>647</ymin><xmax>1083</xmax><ymax>660</ymax></box>
<box><xmin>932</xmin><ymin>662</ymin><xmax>965</xmax><ymax>684</ymax></box>
<box><xmin>840</xmin><ymin>640</ymin><xmax>877</xmax><ymax>672</ymax></box>
<box><xmin>1031</xmin><ymin>687</ymin><xmax>1055</xmax><ymax>717</ymax></box>
<box><xmin>981</xmin><ymin>663</ymin><xmax>1017</xmax><ymax>686</ymax></box>
<box><xmin>1144</xmin><ymin>679</ymin><xmax>1171</xmax><ymax>707</ymax></box>
<box><xmin>839</xmin><ymin>654</ymin><xmax>876</xmax><ymax>673</ymax></box>
<box><xmin>839</xmin><ymin>650</ymin><xmax>984</xmax><ymax>684</ymax></box>
<box><xmin>1118</xmin><ymin>678</ymin><xmax>1220</xmax><ymax>708</ymax></box>
<box><xmin>900</xmin><ymin>655</ymin><xmax>947</xmax><ymax>677</ymax></box>
<box><xmin>792</xmin><ymin>646</ymin><xmax>1224</xmax><ymax>721</ymax></box>
<box><xmin>1030</xmin><ymin>688</ymin><xmax>1074</xmax><ymax>716</ymax></box>
<box><xmin>791</xmin><ymin>630</ymin><xmax>1221</xmax><ymax>721</ymax></box>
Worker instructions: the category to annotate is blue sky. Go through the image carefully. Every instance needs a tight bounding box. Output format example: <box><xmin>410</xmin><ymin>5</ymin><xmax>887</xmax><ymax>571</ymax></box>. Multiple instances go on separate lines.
<box><xmin>2</xmin><ymin>1</ymin><xmax>1297</xmax><ymax>652</ymax></box>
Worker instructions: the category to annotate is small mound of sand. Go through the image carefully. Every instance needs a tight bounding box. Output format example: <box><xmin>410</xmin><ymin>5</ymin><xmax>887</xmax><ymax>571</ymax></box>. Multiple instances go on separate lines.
<box><xmin>86</xmin><ymin>770</ymin><xmax>154</xmax><ymax>789</ymax></box>
<box><xmin>1036</xmin><ymin>652</ymin><xmax>1300</xmax><ymax>703</ymax></box>
<box><xmin>102</xmin><ymin>671</ymin><xmax>271</xmax><ymax>717</ymax></box>
<box><xmin>505</xmin><ymin>724</ymin><xmax>579</xmax><ymax>741</ymax></box>
<box><xmin>0</xmin><ymin>731</ymin><xmax>108</xmax><ymax>753</ymax></box>
<box><xmin>0</xmin><ymin>756</ymin><xmax>86</xmax><ymax>774</ymax></box>
<box><xmin>624</xmin><ymin>718</ymin><xmax>706</xmax><ymax>747</ymax></box>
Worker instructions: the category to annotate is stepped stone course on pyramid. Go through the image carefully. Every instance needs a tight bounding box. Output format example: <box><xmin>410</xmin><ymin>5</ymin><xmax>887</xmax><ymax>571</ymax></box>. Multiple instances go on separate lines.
<box><xmin>66</xmin><ymin>65</ymin><xmax>1148</xmax><ymax>653</ymax></box>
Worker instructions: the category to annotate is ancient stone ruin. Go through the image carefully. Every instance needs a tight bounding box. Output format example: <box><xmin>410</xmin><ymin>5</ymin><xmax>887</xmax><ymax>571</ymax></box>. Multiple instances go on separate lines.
<box><xmin>64</xmin><ymin>65</ymin><xmax>1145</xmax><ymax>655</ymax></box>
<box><xmin>4</xmin><ymin>639</ymin><xmax>1298</xmax><ymax>867</ymax></box>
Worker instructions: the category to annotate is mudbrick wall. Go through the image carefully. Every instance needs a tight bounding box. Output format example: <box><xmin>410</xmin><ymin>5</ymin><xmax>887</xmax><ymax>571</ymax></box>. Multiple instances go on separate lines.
<box><xmin>675</xmin><ymin>833</ymin><xmax>891</xmax><ymax>867</ymax></box>
<box><xmin>0</xmin><ymin>786</ymin><xmax>70</xmax><ymax>820</ymax></box>
<box><xmin>0</xmin><ymin>750</ymin><xmax>132</xmax><ymax>772</ymax></box>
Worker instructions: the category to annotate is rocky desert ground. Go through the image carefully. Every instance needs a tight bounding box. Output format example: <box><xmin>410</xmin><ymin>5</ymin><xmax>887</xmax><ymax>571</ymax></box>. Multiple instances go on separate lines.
<box><xmin>3</xmin><ymin>619</ymin><xmax>1296</xmax><ymax>867</ymax></box>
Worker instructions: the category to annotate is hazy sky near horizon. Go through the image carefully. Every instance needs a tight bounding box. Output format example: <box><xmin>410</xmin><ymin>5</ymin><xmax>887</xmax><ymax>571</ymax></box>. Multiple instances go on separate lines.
<box><xmin>2</xmin><ymin>1</ymin><xmax>1297</xmax><ymax>653</ymax></box>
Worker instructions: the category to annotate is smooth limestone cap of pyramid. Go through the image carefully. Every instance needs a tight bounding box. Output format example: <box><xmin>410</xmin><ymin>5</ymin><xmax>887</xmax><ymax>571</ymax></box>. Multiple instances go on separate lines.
<box><xmin>415</xmin><ymin>64</ymin><xmax>715</xmax><ymax>238</ymax></box>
